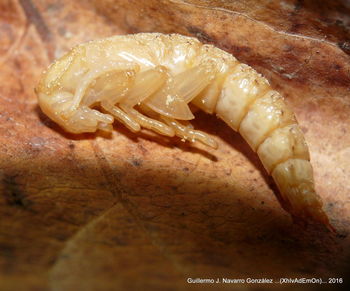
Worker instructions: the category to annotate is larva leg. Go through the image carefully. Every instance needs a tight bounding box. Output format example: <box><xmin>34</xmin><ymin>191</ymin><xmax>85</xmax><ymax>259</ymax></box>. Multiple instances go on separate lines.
<box><xmin>161</xmin><ymin>116</ymin><xmax>217</xmax><ymax>148</ymax></box>
<box><xmin>120</xmin><ymin>66</ymin><xmax>168</xmax><ymax>107</ymax></box>
<box><xmin>51</xmin><ymin>92</ymin><xmax>75</xmax><ymax>113</ymax></box>
<box><xmin>69</xmin><ymin>106</ymin><xmax>114</xmax><ymax>133</ymax></box>
<box><xmin>144</xmin><ymin>63</ymin><xmax>215</xmax><ymax>120</ymax></box>
<box><xmin>81</xmin><ymin>65</ymin><xmax>168</xmax><ymax>133</ymax></box>
<box><xmin>101</xmin><ymin>100</ymin><xmax>140</xmax><ymax>132</ymax></box>
<box><xmin>119</xmin><ymin>104</ymin><xmax>175</xmax><ymax>137</ymax></box>
<box><xmin>71</xmin><ymin>63</ymin><xmax>139</xmax><ymax>112</ymax></box>
<box><xmin>117</xmin><ymin>66</ymin><xmax>175</xmax><ymax>136</ymax></box>
<box><xmin>170</xmin><ymin>62</ymin><xmax>215</xmax><ymax>103</ymax></box>
<box><xmin>191</xmin><ymin>76</ymin><xmax>222</xmax><ymax>114</ymax></box>
<box><xmin>82</xmin><ymin>70</ymin><xmax>135</xmax><ymax>107</ymax></box>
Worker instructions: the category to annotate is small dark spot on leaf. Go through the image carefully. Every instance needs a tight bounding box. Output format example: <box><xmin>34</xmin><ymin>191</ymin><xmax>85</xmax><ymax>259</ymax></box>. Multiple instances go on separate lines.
<box><xmin>294</xmin><ymin>0</ymin><xmax>303</xmax><ymax>12</ymax></box>
<box><xmin>289</xmin><ymin>22</ymin><xmax>305</xmax><ymax>33</ymax></box>
<box><xmin>282</xmin><ymin>44</ymin><xmax>294</xmax><ymax>52</ymax></box>
<box><xmin>338</xmin><ymin>41</ymin><xmax>350</xmax><ymax>55</ymax></box>
<box><xmin>301</xmin><ymin>126</ymin><xmax>308</xmax><ymax>134</ymax></box>
<box><xmin>57</xmin><ymin>26</ymin><xmax>66</xmax><ymax>36</ymax></box>
<box><xmin>0</xmin><ymin>242</ymin><xmax>15</xmax><ymax>260</ymax></box>
<box><xmin>186</xmin><ymin>26</ymin><xmax>213</xmax><ymax>43</ymax></box>
<box><xmin>60</xmin><ymin>254</ymin><xmax>71</xmax><ymax>260</ymax></box>
<box><xmin>333</xmin><ymin>64</ymin><xmax>341</xmax><ymax>70</ymax></box>
<box><xmin>336</xmin><ymin>233</ymin><xmax>347</xmax><ymax>239</ymax></box>
<box><xmin>228</xmin><ymin>45</ymin><xmax>251</xmax><ymax>55</ymax></box>
<box><xmin>131</xmin><ymin>158</ymin><xmax>142</xmax><ymax>167</ymax></box>
<box><xmin>2</xmin><ymin>174</ymin><xmax>32</xmax><ymax>209</ymax></box>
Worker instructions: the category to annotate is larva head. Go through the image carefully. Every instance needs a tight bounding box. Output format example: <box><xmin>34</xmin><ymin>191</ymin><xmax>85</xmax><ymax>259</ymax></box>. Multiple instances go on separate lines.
<box><xmin>35</xmin><ymin>47</ymin><xmax>106</xmax><ymax>133</ymax></box>
<box><xmin>37</xmin><ymin>90</ymin><xmax>114</xmax><ymax>134</ymax></box>
<box><xmin>36</xmin><ymin>45</ymin><xmax>138</xmax><ymax>134</ymax></box>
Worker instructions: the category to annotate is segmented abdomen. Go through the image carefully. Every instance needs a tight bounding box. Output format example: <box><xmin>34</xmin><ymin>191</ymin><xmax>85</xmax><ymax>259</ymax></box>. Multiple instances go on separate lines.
<box><xmin>215</xmin><ymin>63</ymin><xmax>327</xmax><ymax>226</ymax></box>
<box><xmin>36</xmin><ymin>33</ymin><xmax>331</xmax><ymax>229</ymax></box>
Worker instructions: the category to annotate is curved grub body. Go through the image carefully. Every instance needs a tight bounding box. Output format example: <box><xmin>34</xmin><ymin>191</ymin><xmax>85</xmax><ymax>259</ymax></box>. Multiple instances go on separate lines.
<box><xmin>36</xmin><ymin>33</ymin><xmax>331</xmax><ymax>229</ymax></box>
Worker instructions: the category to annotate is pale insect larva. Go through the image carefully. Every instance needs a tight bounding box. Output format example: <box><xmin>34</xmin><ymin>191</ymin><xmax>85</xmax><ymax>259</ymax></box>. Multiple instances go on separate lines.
<box><xmin>36</xmin><ymin>33</ymin><xmax>333</xmax><ymax>230</ymax></box>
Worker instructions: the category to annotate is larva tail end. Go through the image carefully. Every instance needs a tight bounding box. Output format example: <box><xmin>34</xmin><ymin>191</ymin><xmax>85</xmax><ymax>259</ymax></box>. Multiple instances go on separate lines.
<box><xmin>327</xmin><ymin>222</ymin><xmax>337</xmax><ymax>234</ymax></box>
<box><xmin>306</xmin><ymin>201</ymin><xmax>336</xmax><ymax>234</ymax></box>
<box><xmin>318</xmin><ymin>212</ymin><xmax>337</xmax><ymax>234</ymax></box>
<box><xmin>292</xmin><ymin>209</ymin><xmax>336</xmax><ymax>234</ymax></box>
